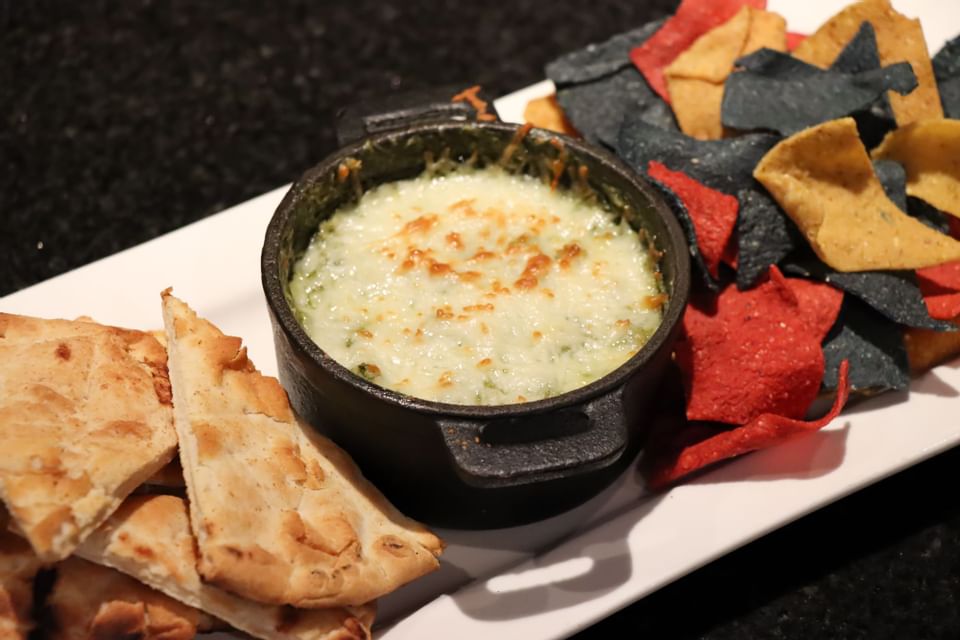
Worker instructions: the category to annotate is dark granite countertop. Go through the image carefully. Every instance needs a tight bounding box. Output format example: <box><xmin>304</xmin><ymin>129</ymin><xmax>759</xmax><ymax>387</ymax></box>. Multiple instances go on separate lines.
<box><xmin>2</xmin><ymin>2</ymin><xmax>959</xmax><ymax>638</ymax></box>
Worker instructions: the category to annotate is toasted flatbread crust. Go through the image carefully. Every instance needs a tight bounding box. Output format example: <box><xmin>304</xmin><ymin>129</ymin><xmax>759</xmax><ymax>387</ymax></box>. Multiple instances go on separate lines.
<box><xmin>76</xmin><ymin>495</ymin><xmax>373</xmax><ymax>640</ymax></box>
<box><xmin>160</xmin><ymin>292</ymin><xmax>442</xmax><ymax>608</ymax></box>
<box><xmin>0</xmin><ymin>314</ymin><xmax>177</xmax><ymax>562</ymax></box>
<box><xmin>46</xmin><ymin>556</ymin><xmax>219</xmax><ymax>640</ymax></box>
<box><xmin>142</xmin><ymin>460</ymin><xmax>186</xmax><ymax>489</ymax></box>
<box><xmin>0</xmin><ymin>527</ymin><xmax>43</xmax><ymax>640</ymax></box>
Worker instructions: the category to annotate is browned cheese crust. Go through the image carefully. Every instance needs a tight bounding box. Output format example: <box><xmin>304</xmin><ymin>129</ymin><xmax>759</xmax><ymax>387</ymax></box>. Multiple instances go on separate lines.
<box><xmin>160</xmin><ymin>291</ymin><xmax>443</xmax><ymax>608</ymax></box>
<box><xmin>0</xmin><ymin>526</ymin><xmax>44</xmax><ymax>640</ymax></box>
<box><xmin>45</xmin><ymin>556</ymin><xmax>220</xmax><ymax>640</ymax></box>
<box><xmin>0</xmin><ymin>313</ymin><xmax>178</xmax><ymax>562</ymax></box>
<box><xmin>75</xmin><ymin>494</ymin><xmax>374</xmax><ymax>640</ymax></box>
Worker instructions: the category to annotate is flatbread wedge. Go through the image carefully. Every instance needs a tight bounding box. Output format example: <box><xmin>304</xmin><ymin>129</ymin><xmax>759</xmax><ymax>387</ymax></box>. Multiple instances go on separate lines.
<box><xmin>0</xmin><ymin>314</ymin><xmax>177</xmax><ymax>561</ymax></box>
<box><xmin>0</xmin><ymin>521</ymin><xmax>44</xmax><ymax>640</ymax></box>
<box><xmin>45</xmin><ymin>556</ymin><xmax>221</xmax><ymax>640</ymax></box>
<box><xmin>161</xmin><ymin>291</ymin><xmax>442</xmax><ymax>608</ymax></box>
<box><xmin>76</xmin><ymin>495</ymin><xmax>374</xmax><ymax>640</ymax></box>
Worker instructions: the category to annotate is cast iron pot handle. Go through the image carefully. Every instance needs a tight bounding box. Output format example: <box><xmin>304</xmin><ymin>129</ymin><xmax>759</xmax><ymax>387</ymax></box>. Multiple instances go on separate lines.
<box><xmin>438</xmin><ymin>387</ymin><xmax>629</xmax><ymax>488</ymax></box>
<box><xmin>335</xmin><ymin>85</ymin><xmax>500</xmax><ymax>147</ymax></box>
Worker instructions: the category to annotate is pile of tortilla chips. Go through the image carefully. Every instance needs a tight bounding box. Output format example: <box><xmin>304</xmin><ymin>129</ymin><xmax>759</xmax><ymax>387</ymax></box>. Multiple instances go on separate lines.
<box><xmin>530</xmin><ymin>0</ymin><xmax>960</xmax><ymax>488</ymax></box>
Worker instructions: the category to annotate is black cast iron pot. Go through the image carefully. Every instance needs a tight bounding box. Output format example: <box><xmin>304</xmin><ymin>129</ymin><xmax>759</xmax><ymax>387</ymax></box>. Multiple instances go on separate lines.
<box><xmin>262</xmin><ymin>104</ymin><xmax>690</xmax><ymax>529</ymax></box>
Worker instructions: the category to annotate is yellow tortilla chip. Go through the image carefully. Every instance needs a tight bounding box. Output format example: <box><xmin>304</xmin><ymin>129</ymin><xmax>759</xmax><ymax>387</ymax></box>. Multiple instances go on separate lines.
<box><xmin>904</xmin><ymin>323</ymin><xmax>960</xmax><ymax>374</ymax></box>
<box><xmin>872</xmin><ymin>119</ymin><xmax>960</xmax><ymax>219</ymax></box>
<box><xmin>666</xmin><ymin>5</ymin><xmax>752</xmax><ymax>82</ymax></box>
<box><xmin>742</xmin><ymin>9</ymin><xmax>787</xmax><ymax>54</ymax></box>
<box><xmin>522</xmin><ymin>94</ymin><xmax>578</xmax><ymax>136</ymax></box>
<box><xmin>666</xmin><ymin>7</ymin><xmax>786</xmax><ymax>140</ymax></box>
<box><xmin>754</xmin><ymin>117</ymin><xmax>960</xmax><ymax>271</ymax></box>
<box><xmin>664</xmin><ymin>78</ymin><xmax>726</xmax><ymax>141</ymax></box>
<box><xmin>792</xmin><ymin>0</ymin><xmax>942</xmax><ymax>125</ymax></box>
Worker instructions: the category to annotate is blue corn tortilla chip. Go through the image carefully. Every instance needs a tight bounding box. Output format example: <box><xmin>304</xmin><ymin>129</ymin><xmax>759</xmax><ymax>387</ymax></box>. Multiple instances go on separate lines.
<box><xmin>784</xmin><ymin>258</ymin><xmax>956</xmax><ymax>331</ymax></box>
<box><xmin>830</xmin><ymin>23</ymin><xmax>896</xmax><ymax>148</ymax></box>
<box><xmin>616</xmin><ymin>115</ymin><xmax>778</xmax><ymax>195</ymax></box>
<box><xmin>548</xmin><ymin>20</ymin><xmax>675</xmax><ymax>147</ymax></box>
<box><xmin>822</xmin><ymin>298</ymin><xmax>909</xmax><ymax>393</ymax></box>
<box><xmin>932</xmin><ymin>34</ymin><xmax>960</xmax><ymax>118</ymax></box>
<box><xmin>907</xmin><ymin>196</ymin><xmax>952</xmax><ymax>235</ymax></box>
<box><xmin>637</xmin><ymin>99</ymin><xmax>679</xmax><ymax>132</ymax></box>
<box><xmin>646</xmin><ymin>176</ymin><xmax>720</xmax><ymax>291</ymax></box>
<box><xmin>721</xmin><ymin>47</ymin><xmax>917</xmax><ymax>136</ymax></box>
<box><xmin>735</xmin><ymin>188</ymin><xmax>800</xmax><ymax>290</ymax></box>
<box><xmin>557</xmin><ymin>66</ymin><xmax>675</xmax><ymax>148</ymax></box>
<box><xmin>873</xmin><ymin>158</ymin><xmax>908</xmax><ymax>211</ymax></box>
<box><xmin>830</xmin><ymin>22</ymin><xmax>881</xmax><ymax>74</ymax></box>
<box><xmin>546</xmin><ymin>20</ymin><xmax>664</xmax><ymax>85</ymax></box>
<box><xmin>873</xmin><ymin>159</ymin><xmax>951</xmax><ymax>232</ymax></box>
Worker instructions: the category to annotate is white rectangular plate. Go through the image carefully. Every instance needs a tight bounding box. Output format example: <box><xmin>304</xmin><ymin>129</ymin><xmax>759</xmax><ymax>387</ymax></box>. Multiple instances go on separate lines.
<box><xmin>3</xmin><ymin>2</ymin><xmax>958</xmax><ymax>638</ymax></box>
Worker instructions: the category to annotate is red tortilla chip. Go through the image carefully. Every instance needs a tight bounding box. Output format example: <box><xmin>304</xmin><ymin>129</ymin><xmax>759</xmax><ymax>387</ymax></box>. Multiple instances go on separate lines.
<box><xmin>917</xmin><ymin>260</ymin><xmax>960</xmax><ymax>291</ymax></box>
<box><xmin>676</xmin><ymin>266</ymin><xmax>841</xmax><ymax>425</ymax></box>
<box><xmin>917</xmin><ymin>260</ymin><xmax>960</xmax><ymax>320</ymax></box>
<box><xmin>648</xmin><ymin>161</ymin><xmax>739</xmax><ymax>279</ymax></box>
<box><xmin>923</xmin><ymin>293</ymin><xmax>960</xmax><ymax>321</ymax></box>
<box><xmin>788</xmin><ymin>274</ymin><xmax>845</xmax><ymax>340</ymax></box>
<box><xmin>647</xmin><ymin>360</ymin><xmax>850</xmax><ymax>489</ymax></box>
<box><xmin>630</xmin><ymin>0</ymin><xmax>767</xmax><ymax>102</ymax></box>
<box><xmin>786</xmin><ymin>31</ymin><xmax>807</xmax><ymax>51</ymax></box>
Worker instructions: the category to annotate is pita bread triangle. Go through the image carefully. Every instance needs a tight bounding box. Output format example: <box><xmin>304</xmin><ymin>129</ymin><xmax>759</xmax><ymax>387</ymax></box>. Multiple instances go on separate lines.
<box><xmin>0</xmin><ymin>524</ymin><xmax>44</xmax><ymax>640</ymax></box>
<box><xmin>76</xmin><ymin>494</ymin><xmax>375</xmax><ymax>640</ymax></box>
<box><xmin>0</xmin><ymin>313</ymin><xmax>177</xmax><ymax>561</ymax></box>
<box><xmin>46</xmin><ymin>555</ymin><xmax>219</xmax><ymax>640</ymax></box>
<box><xmin>160</xmin><ymin>291</ymin><xmax>442</xmax><ymax>608</ymax></box>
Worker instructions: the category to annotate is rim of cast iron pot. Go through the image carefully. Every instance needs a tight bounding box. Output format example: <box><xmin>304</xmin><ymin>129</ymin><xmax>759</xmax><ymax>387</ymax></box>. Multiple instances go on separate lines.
<box><xmin>262</xmin><ymin>120</ymin><xmax>691</xmax><ymax>420</ymax></box>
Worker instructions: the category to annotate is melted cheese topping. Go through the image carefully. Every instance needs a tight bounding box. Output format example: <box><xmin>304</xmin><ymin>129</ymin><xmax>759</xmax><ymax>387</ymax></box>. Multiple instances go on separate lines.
<box><xmin>289</xmin><ymin>168</ymin><xmax>664</xmax><ymax>405</ymax></box>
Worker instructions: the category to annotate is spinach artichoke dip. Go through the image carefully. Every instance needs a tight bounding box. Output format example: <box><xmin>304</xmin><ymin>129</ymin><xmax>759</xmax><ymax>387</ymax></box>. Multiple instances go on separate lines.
<box><xmin>289</xmin><ymin>167</ymin><xmax>665</xmax><ymax>405</ymax></box>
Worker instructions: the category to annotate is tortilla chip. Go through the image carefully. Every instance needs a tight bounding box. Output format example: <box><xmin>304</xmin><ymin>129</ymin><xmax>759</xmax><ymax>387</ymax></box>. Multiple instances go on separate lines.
<box><xmin>647</xmin><ymin>360</ymin><xmax>850</xmax><ymax>489</ymax></box>
<box><xmin>908</xmin><ymin>196</ymin><xmax>952</xmax><ymax>234</ymax></box>
<box><xmin>904</xmin><ymin>323</ymin><xmax>960</xmax><ymax>374</ymax></box>
<box><xmin>933</xmin><ymin>35</ymin><xmax>960</xmax><ymax>118</ymax></box>
<box><xmin>822</xmin><ymin>299</ymin><xmax>908</xmax><ymax>393</ymax></box>
<box><xmin>917</xmin><ymin>260</ymin><xmax>960</xmax><ymax>320</ymax></box>
<box><xmin>831</xmin><ymin>21</ymin><xmax>881</xmax><ymax>74</ymax></box>
<box><xmin>546</xmin><ymin>19</ymin><xmax>664</xmax><ymax>85</ymax></box>
<box><xmin>676</xmin><ymin>267</ymin><xmax>841</xmax><ymax>425</ymax></box>
<box><xmin>743</xmin><ymin>8</ymin><xmax>787</xmax><ymax>53</ymax></box>
<box><xmin>666</xmin><ymin>6</ymin><xmax>752</xmax><ymax>83</ymax></box>
<box><xmin>791</xmin><ymin>0</ymin><xmax>943</xmax><ymax>125</ymax></box>
<box><xmin>721</xmin><ymin>47</ymin><xmax>916</xmax><ymax>136</ymax></box>
<box><xmin>665</xmin><ymin>6</ymin><xmax>785</xmax><ymax>140</ymax></box>
<box><xmin>646</xmin><ymin>175</ymin><xmax>721</xmax><ymax>291</ymax></box>
<box><xmin>523</xmin><ymin>95</ymin><xmax>578</xmax><ymax>136</ymax></box>
<box><xmin>665</xmin><ymin>78</ymin><xmax>727</xmax><ymax>140</ymax></box>
<box><xmin>754</xmin><ymin>117</ymin><xmax>960</xmax><ymax>271</ymax></box>
<box><xmin>735</xmin><ymin>188</ymin><xmax>799</xmax><ymax>290</ymax></box>
<box><xmin>618</xmin><ymin>115</ymin><xmax>778</xmax><ymax>195</ymax></box>
<box><xmin>648</xmin><ymin>161</ymin><xmax>738</xmax><ymax>280</ymax></box>
<box><xmin>872</xmin><ymin>119</ymin><xmax>960</xmax><ymax>220</ymax></box>
<box><xmin>556</xmin><ymin>67</ymin><xmax>663</xmax><ymax>147</ymax></box>
<box><xmin>786</xmin><ymin>32</ymin><xmax>807</xmax><ymax>51</ymax></box>
<box><xmin>547</xmin><ymin>19</ymin><xmax>669</xmax><ymax>146</ymax></box>
<box><xmin>783</xmin><ymin>258</ymin><xmax>954</xmax><ymax>331</ymax></box>
<box><xmin>873</xmin><ymin>158</ymin><xmax>908</xmax><ymax>210</ymax></box>
<box><xmin>630</xmin><ymin>0</ymin><xmax>766</xmax><ymax>101</ymax></box>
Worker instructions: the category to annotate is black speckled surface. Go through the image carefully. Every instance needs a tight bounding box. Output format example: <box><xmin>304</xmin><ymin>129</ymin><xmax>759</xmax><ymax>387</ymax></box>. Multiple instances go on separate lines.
<box><xmin>2</xmin><ymin>2</ymin><xmax>959</xmax><ymax>638</ymax></box>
